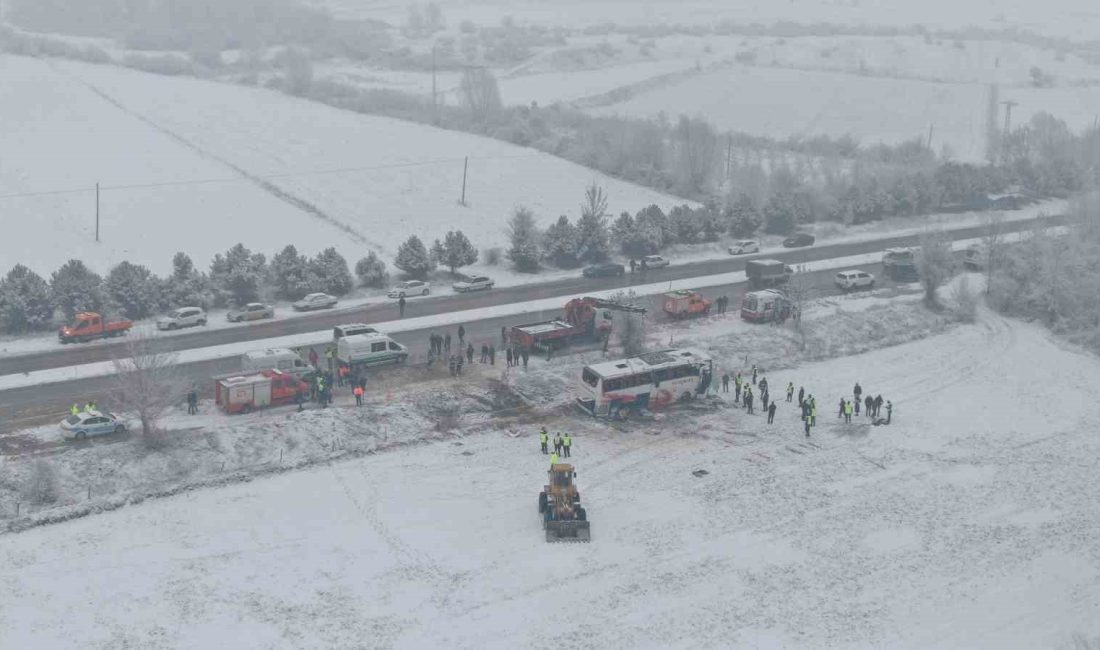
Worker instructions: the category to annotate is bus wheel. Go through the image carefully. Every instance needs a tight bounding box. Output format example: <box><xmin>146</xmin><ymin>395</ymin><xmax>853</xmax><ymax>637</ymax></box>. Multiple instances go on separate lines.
<box><xmin>680</xmin><ymin>391</ymin><xmax>695</xmax><ymax>403</ymax></box>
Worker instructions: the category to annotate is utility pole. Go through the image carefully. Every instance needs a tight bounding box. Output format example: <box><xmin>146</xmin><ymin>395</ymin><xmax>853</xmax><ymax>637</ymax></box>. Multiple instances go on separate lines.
<box><xmin>1000</xmin><ymin>100</ymin><xmax>1018</xmax><ymax>163</ymax></box>
<box><xmin>926</xmin><ymin>124</ymin><xmax>935</xmax><ymax>151</ymax></box>
<box><xmin>431</xmin><ymin>45</ymin><xmax>438</xmax><ymax>124</ymax></box>
<box><xmin>725</xmin><ymin>134</ymin><xmax>732</xmax><ymax>178</ymax></box>
<box><xmin>460</xmin><ymin>156</ymin><xmax>468</xmax><ymax>206</ymax></box>
<box><xmin>95</xmin><ymin>182</ymin><xmax>100</xmax><ymax>243</ymax></box>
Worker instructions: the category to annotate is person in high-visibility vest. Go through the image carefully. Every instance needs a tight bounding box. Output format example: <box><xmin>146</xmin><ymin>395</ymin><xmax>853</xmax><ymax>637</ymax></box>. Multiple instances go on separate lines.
<box><xmin>70</xmin><ymin>403</ymin><xmax>80</xmax><ymax>416</ymax></box>
<box><xmin>562</xmin><ymin>434</ymin><xmax>572</xmax><ymax>458</ymax></box>
<box><xmin>353</xmin><ymin>384</ymin><xmax>364</xmax><ymax>407</ymax></box>
<box><xmin>549</xmin><ymin>451</ymin><xmax>560</xmax><ymax>466</ymax></box>
<box><xmin>84</xmin><ymin>401</ymin><xmax>95</xmax><ymax>413</ymax></box>
<box><xmin>786</xmin><ymin>382</ymin><xmax>794</xmax><ymax>402</ymax></box>
<box><xmin>539</xmin><ymin>427</ymin><xmax>549</xmax><ymax>455</ymax></box>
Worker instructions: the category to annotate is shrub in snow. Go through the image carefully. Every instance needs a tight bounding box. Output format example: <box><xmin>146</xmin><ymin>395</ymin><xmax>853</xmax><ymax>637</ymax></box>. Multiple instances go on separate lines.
<box><xmin>309</xmin><ymin>247</ymin><xmax>354</xmax><ymax>295</ymax></box>
<box><xmin>104</xmin><ymin>261</ymin><xmax>162</xmax><ymax>320</ymax></box>
<box><xmin>543</xmin><ymin>215</ymin><xmax>580</xmax><ymax>268</ymax></box>
<box><xmin>916</xmin><ymin>231</ymin><xmax>955</xmax><ymax>308</ymax></box>
<box><xmin>506</xmin><ymin>207</ymin><xmax>541</xmax><ymax>273</ymax></box>
<box><xmin>0</xmin><ymin>264</ymin><xmax>54</xmax><ymax>333</ymax></box>
<box><xmin>483</xmin><ymin>247</ymin><xmax>503</xmax><ymax>266</ymax></box>
<box><xmin>950</xmin><ymin>275</ymin><xmax>980</xmax><ymax>323</ymax></box>
<box><xmin>22</xmin><ymin>459</ymin><xmax>61</xmax><ymax>506</ymax></box>
<box><xmin>49</xmin><ymin>259</ymin><xmax>104</xmax><ymax>321</ymax></box>
<box><xmin>164</xmin><ymin>252</ymin><xmax>211</xmax><ymax>309</ymax></box>
<box><xmin>669</xmin><ymin>204</ymin><xmax>700</xmax><ymax>244</ymax></box>
<box><xmin>726</xmin><ymin>193</ymin><xmax>762</xmax><ymax>237</ymax></box>
<box><xmin>354</xmin><ymin>252</ymin><xmax>389</xmax><ymax>287</ymax></box>
<box><xmin>431</xmin><ymin>230</ymin><xmax>479</xmax><ymax>275</ymax></box>
<box><xmin>394</xmin><ymin>235</ymin><xmax>436</xmax><ymax>279</ymax></box>
<box><xmin>269</xmin><ymin>245</ymin><xmax>313</xmax><ymax>300</ymax></box>
<box><xmin>763</xmin><ymin>192</ymin><xmax>798</xmax><ymax>235</ymax></box>
<box><xmin>210</xmin><ymin>243</ymin><xmax>266</xmax><ymax>306</ymax></box>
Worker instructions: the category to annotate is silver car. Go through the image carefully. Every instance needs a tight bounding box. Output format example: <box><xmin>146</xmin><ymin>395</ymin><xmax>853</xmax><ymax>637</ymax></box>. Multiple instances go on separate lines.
<box><xmin>729</xmin><ymin>240</ymin><xmax>760</xmax><ymax>255</ymax></box>
<box><xmin>292</xmin><ymin>292</ymin><xmax>338</xmax><ymax>311</ymax></box>
<box><xmin>641</xmin><ymin>255</ymin><xmax>670</xmax><ymax>269</ymax></box>
<box><xmin>388</xmin><ymin>280</ymin><xmax>430</xmax><ymax>298</ymax></box>
<box><xmin>157</xmin><ymin>306</ymin><xmax>207</xmax><ymax>330</ymax></box>
<box><xmin>227</xmin><ymin>302</ymin><xmax>275</xmax><ymax>322</ymax></box>
<box><xmin>452</xmin><ymin>276</ymin><xmax>495</xmax><ymax>292</ymax></box>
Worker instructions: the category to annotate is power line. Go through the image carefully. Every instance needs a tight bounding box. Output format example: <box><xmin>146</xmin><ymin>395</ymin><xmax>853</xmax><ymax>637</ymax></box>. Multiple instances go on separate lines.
<box><xmin>0</xmin><ymin>152</ymin><xmax>545</xmax><ymax>201</ymax></box>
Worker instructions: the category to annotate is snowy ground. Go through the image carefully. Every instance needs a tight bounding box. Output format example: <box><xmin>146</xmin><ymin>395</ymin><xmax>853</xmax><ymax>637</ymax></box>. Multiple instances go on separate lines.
<box><xmin>2</xmin><ymin>279</ymin><xmax>1099</xmax><ymax>647</ymax></box>
<box><xmin>0</xmin><ymin>54</ymin><xmax>681</xmax><ymax>277</ymax></box>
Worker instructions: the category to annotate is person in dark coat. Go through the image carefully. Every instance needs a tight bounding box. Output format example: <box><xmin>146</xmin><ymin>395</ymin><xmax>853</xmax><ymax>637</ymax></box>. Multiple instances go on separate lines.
<box><xmin>745</xmin><ymin>392</ymin><xmax>754</xmax><ymax>414</ymax></box>
<box><xmin>854</xmin><ymin>382</ymin><xmax>862</xmax><ymax>402</ymax></box>
<box><xmin>398</xmin><ymin>295</ymin><xmax>406</xmax><ymax>318</ymax></box>
<box><xmin>480</xmin><ymin>344</ymin><xmax>489</xmax><ymax>363</ymax></box>
<box><xmin>854</xmin><ymin>396</ymin><xmax>861</xmax><ymax>415</ymax></box>
<box><xmin>506</xmin><ymin>348</ymin><xmax>513</xmax><ymax>367</ymax></box>
<box><xmin>489</xmin><ymin>344</ymin><xmax>496</xmax><ymax>365</ymax></box>
<box><xmin>767</xmin><ymin>401</ymin><xmax>777</xmax><ymax>424</ymax></box>
<box><xmin>865</xmin><ymin>395</ymin><xmax>874</xmax><ymax>417</ymax></box>
<box><xmin>839</xmin><ymin>397</ymin><xmax>846</xmax><ymax>418</ymax></box>
<box><xmin>804</xmin><ymin>414</ymin><xmax>811</xmax><ymax>437</ymax></box>
<box><xmin>458</xmin><ymin>325</ymin><xmax>466</xmax><ymax>344</ymax></box>
<box><xmin>521</xmin><ymin>349</ymin><xmax>529</xmax><ymax>369</ymax></box>
<box><xmin>444</xmin><ymin>333</ymin><xmax>451</xmax><ymax>353</ymax></box>
<box><xmin>751</xmin><ymin>364</ymin><xmax>758</xmax><ymax>385</ymax></box>
<box><xmin>187</xmin><ymin>389</ymin><xmax>198</xmax><ymax>415</ymax></box>
<box><xmin>758</xmin><ymin>377</ymin><xmax>768</xmax><ymax>394</ymax></box>
<box><xmin>466</xmin><ymin>343</ymin><xmax>474</xmax><ymax>364</ymax></box>
<box><xmin>886</xmin><ymin>401</ymin><xmax>893</xmax><ymax>424</ymax></box>
<box><xmin>798</xmin><ymin>386</ymin><xmax>805</xmax><ymax>407</ymax></box>
<box><xmin>762</xmin><ymin>390</ymin><xmax>769</xmax><ymax>412</ymax></box>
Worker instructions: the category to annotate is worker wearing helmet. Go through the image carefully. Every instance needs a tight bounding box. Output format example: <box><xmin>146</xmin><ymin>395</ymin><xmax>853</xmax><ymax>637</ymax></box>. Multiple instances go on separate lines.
<box><xmin>70</xmin><ymin>403</ymin><xmax>80</xmax><ymax>416</ymax></box>
<box><xmin>553</xmin><ymin>432</ymin><xmax>563</xmax><ymax>455</ymax></box>
<box><xmin>562</xmin><ymin>434</ymin><xmax>572</xmax><ymax>458</ymax></box>
<box><xmin>539</xmin><ymin>427</ymin><xmax>548</xmax><ymax>454</ymax></box>
<box><xmin>549</xmin><ymin>451</ymin><xmax>560</xmax><ymax>466</ymax></box>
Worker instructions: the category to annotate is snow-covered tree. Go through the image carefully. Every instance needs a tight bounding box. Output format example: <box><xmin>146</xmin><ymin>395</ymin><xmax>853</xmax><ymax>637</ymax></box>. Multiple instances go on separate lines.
<box><xmin>576</xmin><ymin>183</ymin><xmax>611</xmax><ymax>263</ymax></box>
<box><xmin>635</xmin><ymin>204</ymin><xmax>672</xmax><ymax>247</ymax></box>
<box><xmin>614</xmin><ymin>211</ymin><xmax>662</xmax><ymax>257</ymax></box>
<box><xmin>104</xmin><ymin>261</ymin><xmax>161</xmax><ymax>320</ymax></box>
<box><xmin>698</xmin><ymin>204</ymin><xmax>723</xmax><ymax>242</ymax></box>
<box><xmin>459</xmin><ymin>67</ymin><xmax>502</xmax><ymax>118</ymax></box>
<box><xmin>433</xmin><ymin>230</ymin><xmax>479</xmax><ymax>275</ymax></box>
<box><xmin>543</xmin><ymin>215</ymin><xmax>580</xmax><ymax>268</ymax></box>
<box><xmin>355</xmin><ymin>252</ymin><xmax>388</xmax><ymax>287</ymax></box>
<box><xmin>506</xmin><ymin>207</ymin><xmax>541</xmax><ymax>272</ymax></box>
<box><xmin>210</xmin><ymin>243</ymin><xmax>266</xmax><ymax>306</ymax></box>
<box><xmin>916</xmin><ymin>231</ymin><xmax>955</xmax><ymax>308</ymax></box>
<box><xmin>309</xmin><ymin>247</ymin><xmax>354</xmax><ymax>295</ymax></box>
<box><xmin>763</xmin><ymin>192</ymin><xmax>798</xmax><ymax>234</ymax></box>
<box><xmin>269</xmin><ymin>245</ymin><xmax>313</xmax><ymax>300</ymax></box>
<box><xmin>674</xmin><ymin>115</ymin><xmax>718</xmax><ymax>195</ymax></box>
<box><xmin>727</xmin><ymin>193</ymin><xmax>762</xmax><ymax>237</ymax></box>
<box><xmin>164</xmin><ymin>252</ymin><xmax>210</xmax><ymax>309</ymax></box>
<box><xmin>394</xmin><ymin>235</ymin><xmax>436</xmax><ymax>278</ymax></box>
<box><xmin>0</xmin><ymin>265</ymin><xmax>54</xmax><ymax>332</ymax></box>
<box><xmin>49</xmin><ymin>259</ymin><xmax>103</xmax><ymax>321</ymax></box>
<box><xmin>669</xmin><ymin>204</ymin><xmax>700</xmax><ymax>244</ymax></box>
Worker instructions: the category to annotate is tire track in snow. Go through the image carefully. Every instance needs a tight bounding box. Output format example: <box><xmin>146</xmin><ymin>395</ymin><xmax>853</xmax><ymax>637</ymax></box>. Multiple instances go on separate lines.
<box><xmin>51</xmin><ymin>63</ymin><xmax>369</xmax><ymax>245</ymax></box>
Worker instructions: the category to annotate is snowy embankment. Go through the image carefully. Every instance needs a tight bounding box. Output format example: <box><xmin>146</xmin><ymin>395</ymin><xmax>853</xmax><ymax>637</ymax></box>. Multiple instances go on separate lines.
<box><xmin>0</xmin><ymin>225</ymin><xmax>1063</xmax><ymax>392</ymax></box>
<box><xmin>2</xmin><ymin>286</ymin><xmax>1099</xmax><ymax>647</ymax></box>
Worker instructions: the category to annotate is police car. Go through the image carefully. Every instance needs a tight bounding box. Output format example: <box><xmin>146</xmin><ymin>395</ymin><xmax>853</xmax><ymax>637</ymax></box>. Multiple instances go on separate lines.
<box><xmin>60</xmin><ymin>410</ymin><xmax>127</xmax><ymax>440</ymax></box>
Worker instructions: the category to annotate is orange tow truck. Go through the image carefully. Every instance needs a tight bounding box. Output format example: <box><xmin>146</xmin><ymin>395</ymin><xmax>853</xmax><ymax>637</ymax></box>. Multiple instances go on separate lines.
<box><xmin>661</xmin><ymin>290</ymin><xmax>712</xmax><ymax>319</ymax></box>
<box><xmin>58</xmin><ymin>312</ymin><xmax>133</xmax><ymax>344</ymax></box>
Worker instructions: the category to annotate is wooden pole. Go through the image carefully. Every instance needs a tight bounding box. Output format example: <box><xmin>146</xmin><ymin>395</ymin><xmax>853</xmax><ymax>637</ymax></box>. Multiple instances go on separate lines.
<box><xmin>432</xmin><ymin>46</ymin><xmax>438</xmax><ymax>124</ymax></box>
<box><xmin>926</xmin><ymin>124</ymin><xmax>934</xmax><ymax>151</ymax></box>
<box><xmin>95</xmin><ymin>182</ymin><xmax>100</xmax><ymax>242</ymax></box>
<box><xmin>460</xmin><ymin>156</ymin><xmax>468</xmax><ymax>206</ymax></box>
<box><xmin>726</xmin><ymin>134</ymin><xmax>732</xmax><ymax>178</ymax></box>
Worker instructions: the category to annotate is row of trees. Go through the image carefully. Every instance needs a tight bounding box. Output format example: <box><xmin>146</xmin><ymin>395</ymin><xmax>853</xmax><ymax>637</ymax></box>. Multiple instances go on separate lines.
<box><xmin>0</xmin><ymin>244</ymin><xmax>390</xmax><ymax>334</ymax></box>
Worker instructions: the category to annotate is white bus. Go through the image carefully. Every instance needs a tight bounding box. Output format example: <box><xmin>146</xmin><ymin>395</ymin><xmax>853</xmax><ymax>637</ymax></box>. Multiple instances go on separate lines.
<box><xmin>576</xmin><ymin>348</ymin><xmax>714</xmax><ymax>419</ymax></box>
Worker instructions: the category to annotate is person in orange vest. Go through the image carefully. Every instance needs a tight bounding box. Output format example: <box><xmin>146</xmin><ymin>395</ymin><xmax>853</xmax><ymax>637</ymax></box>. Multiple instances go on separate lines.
<box><xmin>353</xmin><ymin>384</ymin><xmax>364</xmax><ymax>407</ymax></box>
<box><xmin>338</xmin><ymin>365</ymin><xmax>350</xmax><ymax>387</ymax></box>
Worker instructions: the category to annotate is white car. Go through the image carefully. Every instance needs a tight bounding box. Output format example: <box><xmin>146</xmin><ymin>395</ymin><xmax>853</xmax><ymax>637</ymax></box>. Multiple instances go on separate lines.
<box><xmin>641</xmin><ymin>255</ymin><xmax>669</xmax><ymax>269</ymax></box>
<box><xmin>729</xmin><ymin>240</ymin><xmax>760</xmax><ymax>255</ymax></box>
<box><xmin>452</xmin><ymin>276</ymin><xmax>495</xmax><ymax>292</ymax></box>
<box><xmin>292</xmin><ymin>292</ymin><xmax>338</xmax><ymax>311</ymax></box>
<box><xmin>61</xmin><ymin>410</ymin><xmax>127</xmax><ymax>440</ymax></box>
<box><xmin>388</xmin><ymin>280</ymin><xmax>430</xmax><ymax>298</ymax></box>
<box><xmin>834</xmin><ymin>270</ymin><xmax>876</xmax><ymax>291</ymax></box>
<box><xmin>156</xmin><ymin>306</ymin><xmax>207</xmax><ymax>330</ymax></box>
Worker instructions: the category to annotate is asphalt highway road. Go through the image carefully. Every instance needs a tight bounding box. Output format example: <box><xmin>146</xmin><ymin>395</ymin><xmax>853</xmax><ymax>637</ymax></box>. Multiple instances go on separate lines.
<box><xmin>0</xmin><ymin>214</ymin><xmax>1058</xmax><ymax>378</ymax></box>
<box><xmin>0</xmin><ymin>250</ymin><xmax>952</xmax><ymax>441</ymax></box>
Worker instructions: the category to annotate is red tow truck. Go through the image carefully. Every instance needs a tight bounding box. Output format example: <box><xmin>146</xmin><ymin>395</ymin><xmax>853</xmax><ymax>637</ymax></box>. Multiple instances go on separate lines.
<box><xmin>510</xmin><ymin>297</ymin><xmax>647</xmax><ymax>350</ymax></box>
<box><xmin>58</xmin><ymin>312</ymin><xmax>133</xmax><ymax>344</ymax></box>
<box><xmin>214</xmin><ymin>370</ymin><xmax>308</xmax><ymax>414</ymax></box>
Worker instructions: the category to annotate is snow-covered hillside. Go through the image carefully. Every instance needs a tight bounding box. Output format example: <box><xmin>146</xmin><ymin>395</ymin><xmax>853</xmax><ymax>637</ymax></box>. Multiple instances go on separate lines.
<box><xmin>0</xmin><ymin>55</ymin><xmax>682</xmax><ymax>276</ymax></box>
<box><xmin>3</xmin><ymin>299</ymin><xmax>1098</xmax><ymax>648</ymax></box>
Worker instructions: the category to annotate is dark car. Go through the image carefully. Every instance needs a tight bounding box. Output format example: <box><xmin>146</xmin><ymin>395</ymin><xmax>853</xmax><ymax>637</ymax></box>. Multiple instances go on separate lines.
<box><xmin>582</xmin><ymin>263</ymin><xmax>626</xmax><ymax>278</ymax></box>
<box><xmin>782</xmin><ymin>233</ymin><xmax>816</xmax><ymax>248</ymax></box>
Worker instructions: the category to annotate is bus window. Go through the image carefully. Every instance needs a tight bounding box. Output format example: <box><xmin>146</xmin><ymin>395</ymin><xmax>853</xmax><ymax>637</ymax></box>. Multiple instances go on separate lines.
<box><xmin>582</xmin><ymin>368</ymin><xmax>599</xmax><ymax>387</ymax></box>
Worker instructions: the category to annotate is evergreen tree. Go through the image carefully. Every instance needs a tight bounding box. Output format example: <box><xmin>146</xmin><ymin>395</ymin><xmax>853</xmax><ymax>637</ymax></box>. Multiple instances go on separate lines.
<box><xmin>394</xmin><ymin>235</ymin><xmax>436</xmax><ymax>278</ymax></box>
<box><xmin>506</xmin><ymin>207</ymin><xmax>541</xmax><ymax>272</ymax></box>
<box><xmin>354</xmin><ymin>252</ymin><xmax>388</xmax><ymax>288</ymax></box>
<box><xmin>615</xmin><ymin>210</ymin><xmax>662</xmax><ymax>257</ymax></box>
<box><xmin>434</xmin><ymin>230</ymin><xmax>479</xmax><ymax>275</ymax></box>
<box><xmin>49</xmin><ymin>259</ymin><xmax>103</xmax><ymax>321</ymax></box>
<box><xmin>164</xmin><ymin>252</ymin><xmax>210</xmax><ymax>308</ymax></box>
<box><xmin>210</xmin><ymin>243</ymin><xmax>266</xmax><ymax>306</ymax></box>
<box><xmin>669</xmin><ymin>204</ymin><xmax>701</xmax><ymax>244</ymax></box>
<box><xmin>698</xmin><ymin>204</ymin><xmax>723</xmax><ymax>242</ymax></box>
<box><xmin>576</xmin><ymin>183</ymin><xmax>611</xmax><ymax>263</ymax></box>
<box><xmin>269</xmin><ymin>245</ymin><xmax>313</xmax><ymax>299</ymax></box>
<box><xmin>0</xmin><ymin>265</ymin><xmax>53</xmax><ymax>332</ymax></box>
<box><xmin>104</xmin><ymin>261</ymin><xmax>161</xmax><ymax>320</ymax></box>
<box><xmin>635</xmin><ymin>204</ymin><xmax>673</xmax><ymax>247</ymax></box>
<box><xmin>543</xmin><ymin>215</ymin><xmax>580</xmax><ymax>268</ymax></box>
<box><xmin>727</xmin><ymin>193</ymin><xmax>762</xmax><ymax>237</ymax></box>
<box><xmin>309</xmin><ymin>247</ymin><xmax>354</xmax><ymax>295</ymax></box>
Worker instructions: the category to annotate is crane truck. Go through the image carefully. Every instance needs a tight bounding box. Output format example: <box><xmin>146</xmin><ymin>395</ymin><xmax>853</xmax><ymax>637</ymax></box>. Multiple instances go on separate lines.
<box><xmin>510</xmin><ymin>297</ymin><xmax>646</xmax><ymax>350</ymax></box>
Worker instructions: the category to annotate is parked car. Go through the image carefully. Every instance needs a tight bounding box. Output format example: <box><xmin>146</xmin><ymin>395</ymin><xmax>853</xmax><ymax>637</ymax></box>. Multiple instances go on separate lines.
<box><xmin>641</xmin><ymin>255</ymin><xmax>670</xmax><ymax>269</ymax></box>
<box><xmin>61</xmin><ymin>410</ymin><xmax>126</xmax><ymax>440</ymax></box>
<box><xmin>292</xmin><ymin>292</ymin><xmax>338</xmax><ymax>311</ymax></box>
<box><xmin>582</xmin><ymin>263</ymin><xmax>626</xmax><ymax>278</ymax></box>
<box><xmin>388</xmin><ymin>280</ymin><xmax>430</xmax><ymax>298</ymax></box>
<box><xmin>834</xmin><ymin>270</ymin><xmax>875</xmax><ymax>291</ymax></box>
<box><xmin>156</xmin><ymin>306</ymin><xmax>207</xmax><ymax>330</ymax></box>
<box><xmin>782</xmin><ymin>232</ymin><xmax>816</xmax><ymax>248</ymax></box>
<box><xmin>452</xmin><ymin>275</ymin><xmax>495</xmax><ymax>292</ymax></box>
<box><xmin>227</xmin><ymin>302</ymin><xmax>274</xmax><ymax>322</ymax></box>
<box><xmin>728</xmin><ymin>240</ymin><xmax>760</xmax><ymax>255</ymax></box>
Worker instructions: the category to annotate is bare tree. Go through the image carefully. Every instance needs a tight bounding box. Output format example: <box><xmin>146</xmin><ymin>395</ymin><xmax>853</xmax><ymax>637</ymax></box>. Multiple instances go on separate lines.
<box><xmin>608</xmin><ymin>290</ymin><xmax>647</xmax><ymax>357</ymax></box>
<box><xmin>982</xmin><ymin>211</ymin><xmax>1006</xmax><ymax>292</ymax></box>
<box><xmin>916</xmin><ymin>230</ymin><xmax>955</xmax><ymax>308</ymax></box>
<box><xmin>459</xmin><ymin>67</ymin><xmax>502</xmax><ymax>118</ymax></box>
<box><xmin>674</xmin><ymin>116</ymin><xmax>719</xmax><ymax>195</ymax></box>
<box><xmin>783</xmin><ymin>264</ymin><xmax>815</xmax><ymax>350</ymax></box>
<box><xmin>112</xmin><ymin>334</ymin><xmax>186</xmax><ymax>445</ymax></box>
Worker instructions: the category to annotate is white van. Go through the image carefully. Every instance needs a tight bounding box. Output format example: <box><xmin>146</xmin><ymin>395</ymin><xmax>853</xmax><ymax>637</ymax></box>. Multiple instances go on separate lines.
<box><xmin>333</xmin><ymin>323</ymin><xmax>378</xmax><ymax>341</ymax></box>
<box><xmin>336</xmin><ymin>333</ymin><xmax>408</xmax><ymax>368</ymax></box>
<box><xmin>242</xmin><ymin>348</ymin><xmax>313</xmax><ymax>378</ymax></box>
<box><xmin>834</xmin><ymin>270</ymin><xmax>875</xmax><ymax>291</ymax></box>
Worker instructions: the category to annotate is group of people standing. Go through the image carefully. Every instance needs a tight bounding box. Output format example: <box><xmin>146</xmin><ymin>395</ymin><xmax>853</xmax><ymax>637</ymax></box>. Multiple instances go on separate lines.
<box><xmin>539</xmin><ymin>426</ymin><xmax>574</xmax><ymax>465</ymax></box>
<box><xmin>840</xmin><ymin>382</ymin><xmax>892</xmax><ymax>424</ymax></box>
<box><xmin>719</xmin><ymin>365</ymin><xmax>780</xmax><ymax>424</ymax></box>
<box><xmin>713</xmin><ymin>295</ymin><xmax>732</xmax><ymax>314</ymax></box>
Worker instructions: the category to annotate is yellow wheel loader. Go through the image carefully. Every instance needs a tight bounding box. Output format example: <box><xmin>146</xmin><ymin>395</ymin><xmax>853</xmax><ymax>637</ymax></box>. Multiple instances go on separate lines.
<box><xmin>538</xmin><ymin>463</ymin><xmax>591</xmax><ymax>542</ymax></box>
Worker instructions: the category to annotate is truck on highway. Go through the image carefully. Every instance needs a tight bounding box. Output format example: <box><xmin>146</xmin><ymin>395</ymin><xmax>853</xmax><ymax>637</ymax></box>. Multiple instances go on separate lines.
<box><xmin>510</xmin><ymin>297</ymin><xmax>646</xmax><ymax>350</ymax></box>
<box><xmin>215</xmin><ymin>370</ymin><xmax>308</xmax><ymax>414</ymax></box>
<box><xmin>58</xmin><ymin>312</ymin><xmax>133</xmax><ymax>344</ymax></box>
<box><xmin>744</xmin><ymin>259</ymin><xmax>792</xmax><ymax>289</ymax></box>
<box><xmin>882</xmin><ymin>248</ymin><xmax>919</xmax><ymax>281</ymax></box>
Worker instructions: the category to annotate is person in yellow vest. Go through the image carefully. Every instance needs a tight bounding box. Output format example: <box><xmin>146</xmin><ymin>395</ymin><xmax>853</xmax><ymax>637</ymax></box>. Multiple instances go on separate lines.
<box><xmin>539</xmin><ymin>427</ymin><xmax>549</xmax><ymax>454</ymax></box>
<box><xmin>70</xmin><ymin>403</ymin><xmax>80</xmax><ymax>416</ymax></box>
<box><xmin>549</xmin><ymin>451</ymin><xmax>560</xmax><ymax>466</ymax></box>
<box><xmin>84</xmin><ymin>401</ymin><xmax>95</xmax><ymax>413</ymax></box>
<box><xmin>562</xmin><ymin>433</ymin><xmax>572</xmax><ymax>458</ymax></box>
<box><xmin>844</xmin><ymin>399</ymin><xmax>853</xmax><ymax>423</ymax></box>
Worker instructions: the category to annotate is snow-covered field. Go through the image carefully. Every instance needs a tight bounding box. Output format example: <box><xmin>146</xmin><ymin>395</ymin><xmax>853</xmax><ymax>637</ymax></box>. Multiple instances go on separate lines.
<box><xmin>0</xmin><ymin>54</ymin><xmax>681</xmax><ymax>277</ymax></box>
<box><xmin>3</xmin><ymin>283</ymin><xmax>1099</xmax><ymax>647</ymax></box>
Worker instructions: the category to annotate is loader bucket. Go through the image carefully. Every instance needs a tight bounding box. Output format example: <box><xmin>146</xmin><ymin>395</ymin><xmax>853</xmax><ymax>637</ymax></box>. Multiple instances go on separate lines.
<box><xmin>545</xmin><ymin>519</ymin><xmax>591</xmax><ymax>543</ymax></box>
